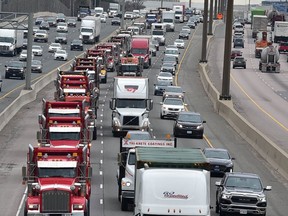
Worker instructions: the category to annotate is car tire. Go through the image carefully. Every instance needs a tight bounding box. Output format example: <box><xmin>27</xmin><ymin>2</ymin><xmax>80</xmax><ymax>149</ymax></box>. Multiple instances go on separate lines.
<box><xmin>233</xmin><ymin>66</ymin><xmax>235</xmax><ymax>69</ymax></box>
<box><xmin>160</xmin><ymin>113</ymin><xmax>164</xmax><ymax>119</ymax></box>
<box><xmin>244</xmin><ymin>66</ymin><xmax>246</xmax><ymax>69</ymax></box>
<box><xmin>5</xmin><ymin>73</ymin><xmax>9</xmax><ymax>79</ymax></box>
<box><xmin>219</xmin><ymin>208</ymin><xmax>226</xmax><ymax>216</ymax></box>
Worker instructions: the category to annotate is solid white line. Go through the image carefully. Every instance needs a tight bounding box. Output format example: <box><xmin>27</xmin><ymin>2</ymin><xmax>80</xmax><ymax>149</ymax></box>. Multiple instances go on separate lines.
<box><xmin>16</xmin><ymin>187</ymin><xmax>27</xmax><ymax>216</ymax></box>
<box><xmin>100</xmin><ymin>199</ymin><xmax>103</xmax><ymax>204</ymax></box>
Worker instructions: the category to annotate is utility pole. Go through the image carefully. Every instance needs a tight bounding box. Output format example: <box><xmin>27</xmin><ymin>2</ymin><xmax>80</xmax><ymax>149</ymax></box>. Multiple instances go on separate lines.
<box><xmin>208</xmin><ymin>0</ymin><xmax>213</xmax><ymax>35</ymax></box>
<box><xmin>189</xmin><ymin>0</ymin><xmax>191</xmax><ymax>9</ymax></box>
<box><xmin>214</xmin><ymin>0</ymin><xmax>218</xmax><ymax>19</ymax></box>
<box><xmin>25</xmin><ymin>12</ymin><xmax>33</xmax><ymax>90</ymax></box>
<box><xmin>121</xmin><ymin>0</ymin><xmax>125</xmax><ymax>29</ymax></box>
<box><xmin>200</xmin><ymin>0</ymin><xmax>209</xmax><ymax>63</ymax></box>
<box><xmin>161</xmin><ymin>0</ymin><xmax>163</xmax><ymax>8</ymax></box>
<box><xmin>220</xmin><ymin>0</ymin><xmax>233</xmax><ymax>100</ymax></box>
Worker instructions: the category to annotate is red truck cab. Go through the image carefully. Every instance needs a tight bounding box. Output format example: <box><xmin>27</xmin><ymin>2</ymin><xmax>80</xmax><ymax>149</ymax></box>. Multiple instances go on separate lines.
<box><xmin>130</xmin><ymin>38</ymin><xmax>151</xmax><ymax>69</ymax></box>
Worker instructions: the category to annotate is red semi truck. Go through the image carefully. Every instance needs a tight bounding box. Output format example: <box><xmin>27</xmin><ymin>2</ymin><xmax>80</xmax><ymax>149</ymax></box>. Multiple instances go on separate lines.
<box><xmin>130</xmin><ymin>38</ymin><xmax>151</xmax><ymax>68</ymax></box>
<box><xmin>22</xmin><ymin>145</ymin><xmax>92</xmax><ymax>216</ymax></box>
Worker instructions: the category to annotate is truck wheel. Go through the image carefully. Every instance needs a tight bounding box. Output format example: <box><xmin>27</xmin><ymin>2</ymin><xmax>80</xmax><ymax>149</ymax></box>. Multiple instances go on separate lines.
<box><xmin>84</xmin><ymin>201</ymin><xmax>90</xmax><ymax>216</ymax></box>
<box><xmin>118</xmin><ymin>184</ymin><xmax>122</xmax><ymax>202</ymax></box>
<box><xmin>104</xmin><ymin>76</ymin><xmax>107</xmax><ymax>83</ymax></box>
<box><xmin>5</xmin><ymin>73</ymin><xmax>9</xmax><ymax>79</ymax></box>
<box><xmin>215</xmin><ymin>201</ymin><xmax>219</xmax><ymax>213</ymax></box>
<box><xmin>121</xmin><ymin>197</ymin><xmax>129</xmax><ymax>211</ymax></box>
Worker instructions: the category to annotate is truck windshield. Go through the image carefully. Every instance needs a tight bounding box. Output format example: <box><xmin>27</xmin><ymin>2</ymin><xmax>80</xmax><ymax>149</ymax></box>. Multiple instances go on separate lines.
<box><xmin>152</xmin><ymin>30</ymin><xmax>164</xmax><ymax>35</ymax></box>
<box><xmin>81</xmin><ymin>28</ymin><xmax>93</xmax><ymax>33</ymax></box>
<box><xmin>147</xmin><ymin>15</ymin><xmax>156</xmax><ymax>19</ymax></box>
<box><xmin>38</xmin><ymin>168</ymin><xmax>76</xmax><ymax>178</ymax></box>
<box><xmin>116</xmin><ymin>99</ymin><xmax>146</xmax><ymax>108</ymax></box>
<box><xmin>0</xmin><ymin>37</ymin><xmax>14</xmax><ymax>43</ymax></box>
<box><xmin>163</xmin><ymin>18</ymin><xmax>173</xmax><ymax>22</ymax></box>
<box><xmin>121</xmin><ymin>65</ymin><xmax>139</xmax><ymax>72</ymax></box>
<box><xmin>50</xmin><ymin>132</ymin><xmax>80</xmax><ymax>140</ymax></box>
<box><xmin>131</xmin><ymin>48</ymin><xmax>148</xmax><ymax>55</ymax></box>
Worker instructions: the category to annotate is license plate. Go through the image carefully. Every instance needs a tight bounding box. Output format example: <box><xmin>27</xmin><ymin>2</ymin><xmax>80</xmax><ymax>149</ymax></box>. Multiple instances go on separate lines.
<box><xmin>187</xmin><ymin>131</ymin><xmax>192</xmax><ymax>134</ymax></box>
<box><xmin>240</xmin><ymin>210</ymin><xmax>247</xmax><ymax>214</ymax></box>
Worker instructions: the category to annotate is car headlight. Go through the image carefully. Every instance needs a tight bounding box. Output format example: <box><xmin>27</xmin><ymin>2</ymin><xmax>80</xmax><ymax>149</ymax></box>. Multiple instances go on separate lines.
<box><xmin>162</xmin><ymin>106</ymin><xmax>168</xmax><ymax>110</ymax></box>
<box><xmin>222</xmin><ymin>193</ymin><xmax>231</xmax><ymax>199</ymax></box>
<box><xmin>196</xmin><ymin>125</ymin><xmax>203</xmax><ymax>130</ymax></box>
<box><xmin>176</xmin><ymin>123</ymin><xmax>183</xmax><ymax>128</ymax></box>
<box><xmin>155</xmin><ymin>86</ymin><xmax>159</xmax><ymax>90</ymax></box>
<box><xmin>258</xmin><ymin>196</ymin><xmax>266</xmax><ymax>202</ymax></box>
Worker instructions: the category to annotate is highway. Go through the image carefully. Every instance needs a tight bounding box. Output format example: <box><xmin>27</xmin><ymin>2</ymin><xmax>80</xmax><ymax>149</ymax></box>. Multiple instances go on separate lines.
<box><xmin>208</xmin><ymin>22</ymin><xmax>288</xmax><ymax>153</ymax></box>
<box><xmin>0</xmin><ymin>16</ymin><xmax>287</xmax><ymax>216</ymax></box>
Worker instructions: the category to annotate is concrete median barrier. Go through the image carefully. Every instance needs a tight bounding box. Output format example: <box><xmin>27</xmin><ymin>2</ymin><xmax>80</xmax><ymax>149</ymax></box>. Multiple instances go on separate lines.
<box><xmin>198</xmin><ymin>52</ymin><xmax>288</xmax><ymax>180</ymax></box>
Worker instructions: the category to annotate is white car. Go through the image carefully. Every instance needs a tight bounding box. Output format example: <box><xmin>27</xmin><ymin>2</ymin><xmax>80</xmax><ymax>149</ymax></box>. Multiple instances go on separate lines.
<box><xmin>100</xmin><ymin>14</ymin><xmax>106</xmax><ymax>23</ymax></box>
<box><xmin>181</xmin><ymin>26</ymin><xmax>191</xmax><ymax>34</ymax></box>
<box><xmin>19</xmin><ymin>50</ymin><xmax>34</xmax><ymax>61</ymax></box>
<box><xmin>124</xmin><ymin>11</ymin><xmax>134</xmax><ymax>20</ymax></box>
<box><xmin>54</xmin><ymin>49</ymin><xmax>68</xmax><ymax>61</ymax></box>
<box><xmin>165</xmin><ymin>47</ymin><xmax>180</xmax><ymax>63</ymax></box>
<box><xmin>157</xmin><ymin>72</ymin><xmax>173</xmax><ymax>84</ymax></box>
<box><xmin>34</xmin><ymin>30</ymin><xmax>48</xmax><ymax>42</ymax></box>
<box><xmin>56</xmin><ymin>22</ymin><xmax>68</xmax><ymax>32</ymax></box>
<box><xmin>103</xmin><ymin>12</ymin><xmax>108</xmax><ymax>19</ymax></box>
<box><xmin>32</xmin><ymin>45</ymin><xmax>43</xmax><ymax>56</ymax></box>
<box><xmin>48</xmin><ymin>43</ymin><xmax>62</xmax><ymax>52</ymax></box>
<box><xmin>160</xmin><ymin>98</ymin><xmax>186</xmax><ymax>119</ymax></box>
<box><xmin>174</xmin><ymin>39</ymin><xmax>185</xmax><ymax>49</ymax></box>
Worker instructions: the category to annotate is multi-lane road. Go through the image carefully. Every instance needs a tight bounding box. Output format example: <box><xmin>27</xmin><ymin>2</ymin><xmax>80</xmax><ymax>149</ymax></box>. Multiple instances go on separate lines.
<box><xmin>0</xmin><ymin>15</ymin><xmax>287</xmax><ymax>216</ymax></box>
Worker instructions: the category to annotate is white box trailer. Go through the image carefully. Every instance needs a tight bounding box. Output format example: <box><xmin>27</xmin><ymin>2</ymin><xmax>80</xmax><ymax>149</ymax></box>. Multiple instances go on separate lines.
<box><xmin>134</xmin><ymin>148</ymin><xmax>211</xmax><ymax>216</ymax></box>
<box><xmin>274</xmin><ymin>21</ymin><xmax>288</xmax><ymax>43</ymax></box>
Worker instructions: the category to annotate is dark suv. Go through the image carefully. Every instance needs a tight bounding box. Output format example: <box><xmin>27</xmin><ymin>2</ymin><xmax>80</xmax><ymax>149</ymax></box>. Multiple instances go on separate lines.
<box><xmin>5</xmin><ymin>61</ymin><xmax>26</xmax><ymax>79</ymax></box>
<box><xmin>233</xmin><ymin>56</ymin><xmax>246</xmax><ymax>69</ymax></box>
<box><xmin>233</xmin><ymin>38</ymin><xmax>244</xmax><ymax>48</ymax></box>
<box><xmin>216</xmin><ymin>172</ymin><xmax>272</xmax><ymax>216</ymax></box>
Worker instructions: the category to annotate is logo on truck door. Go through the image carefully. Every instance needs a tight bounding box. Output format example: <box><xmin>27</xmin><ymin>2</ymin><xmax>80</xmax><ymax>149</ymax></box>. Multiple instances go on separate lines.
<box><xmin>163</xmin><ymin>191</ymin><xmax>188</xmax><ymax>199</ymax></box>
<box><xmin>125</xmin><ymin>85</ymin><xmax>138</xmax><ymax>93</ymax></box>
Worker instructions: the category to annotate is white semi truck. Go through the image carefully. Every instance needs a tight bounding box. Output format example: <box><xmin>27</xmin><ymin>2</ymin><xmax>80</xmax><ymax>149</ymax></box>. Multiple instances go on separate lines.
<box><xmin>0</xmin><ymin>29</ymin><xmax>24</xmax><ymax>56</ymax></box>
<box><xmin>274</xmin><ymin>21</ymin><xmax>288</xmax><ymax>43</ymax></box>
<box><xmin>151</xmin><ymin>23</ymin><xmax>166</xmax><ymax>45</ymax></box>
<box><xmin>108</xmin><ymin>3</ymin><xmax>120</xmax><ymax>18</ymax></box>
<box><xmin>117</xmin><ymin>136</ymin><xmax>176</xmax><ymax>211</ymax></box>
<box><xmin>162</xmin><ymin>11</ymin><xmax>175</xmax><ymax>32</ymax></box>
<box><xmin>134</xmin><ymin>148</ymin><xmax>211</xmax><ymax>216</ymax></box>
<box><xmin>110</xmin><ymin>77</ymin><xmax>153</xmax><ymax>136</ymax></box>
<box><xmin>79</xmin><ymin>16</ymin><xmax>101</xmax><ymax>44</ymax></box>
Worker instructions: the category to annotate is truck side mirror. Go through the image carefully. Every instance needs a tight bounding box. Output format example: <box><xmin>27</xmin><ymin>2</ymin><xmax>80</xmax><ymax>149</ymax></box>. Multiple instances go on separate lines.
<box><xmin>146</xmin><ymin>99</ymin><xmax>153</xmax><ymax>111</ymax></box>
<box><xmin>22</xmin><ymin>166</ymin><xmax>27</xmax><ymax>183</ymax></box>
<box><xmin>38</xmin><ymin>114</ymin><xmax>42</xmax><ymax>125</ymax></box>
<box><xmin>110</xmin><ymin>98</ymin><xmax>116</xmax><ymax>110</ymax></box>
<box><xmin>36</xmin><ymin>131</ymin><xmax>42</xmax><ymax>142</ymax></box>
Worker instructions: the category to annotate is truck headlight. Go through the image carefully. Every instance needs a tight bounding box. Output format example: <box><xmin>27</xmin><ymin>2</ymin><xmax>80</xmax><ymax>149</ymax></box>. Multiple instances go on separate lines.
<box><xmin>258</xmin><ymin>196</ymin><xmax>266</xmax><ymax>202</ymax></box>
<box><xmin>73</xmin><ymin>204</ymin><xmax>84</xmax><ymax>210</ymax></box>
<box><xmin>113</xmin><ymin>119</ymin><xmax>121</xmax><ymax>127</ymax></box>
<box><xmin>89</xmin><ymin>35</ymin><xmax>93</xmax><ymax>39</ymax></box>
<box><xmin>222</xmin><ymin>194</ymin><xmax>231</xmax><ymax>199</ymax></box>
<box><xmin>28</xmin><ymin>204</ymin><xmax>39</xmax><ymax>210</ymax></box>
<box><xmin>142</xmin><ymin>120</ymin><xmax>149</xmax><ymax>128</ymax></box>
<box><xmin>122</xmin><ymin>181</ymin><xmax>131</xmax><ymax>187</ymax></box>
<box><xmin>79</xmin><ymin>35</ymin><xmax>83</xmax><ymax>39</ymax></box>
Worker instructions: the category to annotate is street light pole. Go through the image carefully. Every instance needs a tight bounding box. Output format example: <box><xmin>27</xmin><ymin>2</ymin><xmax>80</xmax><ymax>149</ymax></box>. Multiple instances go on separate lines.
<box><xmin>25</xmin><ymin>12</ymin><xmax>33</xmax><ymax>90</ymax></box>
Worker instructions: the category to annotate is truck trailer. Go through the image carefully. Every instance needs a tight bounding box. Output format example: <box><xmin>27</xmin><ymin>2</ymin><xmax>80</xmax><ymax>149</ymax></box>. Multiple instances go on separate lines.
<box><xmin>134</xmin><ymin>147</ymin><xmax>211</xmax><ymax>216</ymax></box>
<box><xmin>252</xmin><ymin>15</ymin><xmax>268</xmax><ymax>38</ymax></box>
<box><xmin>79</xmin><ymin>16</ymin><xmax>101</xmax><ymax>44</ymax></box>
<box><xmin>274</xmin><ymin>21</ymin><xmax>288</xmax><ymax>43</ymax></box>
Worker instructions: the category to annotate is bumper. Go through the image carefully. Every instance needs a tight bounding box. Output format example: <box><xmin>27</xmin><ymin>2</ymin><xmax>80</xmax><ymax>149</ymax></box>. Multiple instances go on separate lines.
<box><xmin>220</xmin><ymin>204</ymin><xmax>266</xmax><ymax>216</ymax></box>
<box><xmin>174</xmin><ymin>127</ymin><xmax>203</xmax><ymax>138</ymax></box>
<box><xmin>122</xmin><ymin>190</ymin><xmax>135</xmax><ymax>199</ymax></box>
<box><xmin>161</xmin><ymin>110</ymin><xmax>181</xmax><ymax>118</ymax></box>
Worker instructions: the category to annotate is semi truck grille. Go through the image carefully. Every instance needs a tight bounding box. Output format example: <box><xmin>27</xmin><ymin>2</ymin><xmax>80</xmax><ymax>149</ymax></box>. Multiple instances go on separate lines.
<box><xmin>123</xmin><ymin>116</ymin><xmax>139</xmax><ymax>126</ymax></box>
<box><xmin>231</xmin><ymin>196</ymin><xmax>258</xmax><ymax>204</ymax></box>
<box><xmin>42</xmin><ymin>190</ymin><xmax>70</xmax><ymax>213</ymax></box>
<box><xmin>0</xmin><ymin>45</ymin><xmax>8</xmax><ymax>50</ymax></box>
<box><xmin>83</xmin><ymin>36</ymin><xmax>89</xmax><ymax>40</ymax></box>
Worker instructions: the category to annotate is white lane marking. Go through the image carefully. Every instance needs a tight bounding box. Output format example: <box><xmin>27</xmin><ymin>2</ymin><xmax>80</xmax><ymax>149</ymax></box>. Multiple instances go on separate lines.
<box><xmin>101</xmin><ymin>150</ymin><xmax>103</xmax><ymax>154</ymax></box>
<box><xmin>101</xmin><ymin>141</ymin><xmax>103</xmax><ymax>145</ymax></box>
<box><xmin>100</xmin><ymin>160</ymin><xmax>103</xmax><ymax>164</ymax></box>
<box><xmin>99</xmin><ymin>171</ymin><xmax>103</xmax><ymax>175</ymax></box>
<box><xmin>100</xmin><ymin>184</ymin><xmax>103</xmax><ymax>189</ymax></box>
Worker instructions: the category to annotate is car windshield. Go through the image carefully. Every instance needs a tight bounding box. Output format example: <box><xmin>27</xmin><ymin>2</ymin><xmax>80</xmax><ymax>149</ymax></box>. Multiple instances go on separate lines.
<box><xmin>163</xmin><ymin>18</ymin><xmax>173</xmax><ymax>22</ymax></box>
<box><xmin>235</xmin><ymin>39</ymin><xmax>242</xmax><ymax>42</ymax></box>
<box><xmin>166</xmin><ymin>87</ymin><xmax>182</xmax><ymax>93</ymax></box>
<box><xmin>32</xmin><ymin>59</ymin><xmax>41</xmax><ymax>64</ymax></box>
<box><xmin>164</xmin><ymin>98</ymin><xmax>183</xmax><ymax>105</ymax></box>
<box><xmin>163</xmin><ymin>56</ymin><xmax>176</xmax><ymax>62</ymax></box>
<box><xmin>57</xmin><ymin>33</ymin><xmax>67</xmax><ymax>37</ymax></box>
<box><xmin>57</xmin><ymin>50</ymin><xmax>66</xmax><ymax>54</ymax></box>
<box><xmin>159</xmin><ymin>72</ymin><xmax>172</xmax><ymax>77</ymax></box>
<box><xmin>166</xmin><ymin>49</ymin><xmax>178</xmax><ymax>54</ymax></box>
<box><xmin>180</xmin><ymin>30</ymin><xmax>188</xmax><ymax>34</ymax></box>
<box><xmin>32</xmin><ymin>46</ymin><xmax>41</xmax><ymax>50</ymax></box>
<box><xmin>175</xmin><ymin>39</ymin><xmax>183</xmax><ymax>43</ymax></box>
<box><xmin>37</xmin><ymin>30</ymin><xmax>47</xmax><ymax>34</ymax></box>
<box><xmin>205</xmin><ymin>150</ymin><xmax>230</xmax><ymax>159</ymax></box>
<box><xmin>8</xmin><ymin>61</ymin><xmax>24</xmax><ymax>68</ymax></box>
<box><xmin>58</xmin><ymin>23</ymin><xmax>66</xmax><ymax>26</ymax></box>
<box><xmin>162</xmin><ymin>63</ymin><xmax>174</xmax><ymax>67</ymax></box>
<box><xmin>152</xmin><ymin>30</ymin><xmax>164</xmax><ymax>35</ymax></box>
<box><xmin>72</xmin><ymin>40</ymin><xmax>81</xmax><ymax>44</ymax></box>
<box><xmin>235</xmin><ymin>57</ymin><xmax>244</xmax><ymax>61</ymax></box>
<box><xmin>68</xmin><ymin>18</ymin><xmax>76</xmax><ymax>22</ymax></box>
<box><xmin>178</xmin><ymin>113</ymin><xmax>201</xmax><ymax>123</ymax></box>
<box><xmin>225</xmin><ymin>176</ymin><xmax>263</xmax><ymax>191</ymax></box>
<box><xmin>147</xmin><ymin>15</ymin><xmax>155</xmax><ymax>19</ymax></box>
<box><xmin>51</xmin><ymin>43</ymin><xmax>61</xmax><ymax>47</ymax></box>
<box><xmin>156</xmin><ymin>80</ymin><xmax>170</xmax><ymax>86</ymax></box>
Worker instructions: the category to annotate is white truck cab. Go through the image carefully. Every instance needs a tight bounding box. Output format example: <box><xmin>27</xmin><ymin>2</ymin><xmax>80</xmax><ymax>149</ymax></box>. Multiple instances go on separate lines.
<box><xmin>151</xmin><ymin>23</ymin><xmax>166</xmax><ymax>46</ymax></box>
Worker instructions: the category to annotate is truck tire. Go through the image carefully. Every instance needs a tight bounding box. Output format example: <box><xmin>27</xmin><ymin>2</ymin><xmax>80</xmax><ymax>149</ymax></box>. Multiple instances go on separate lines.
<box><xmin>121</xmin><ymin>197</ymin><xmax>129</xmax><ymax>211</ymax></box>
<box><xmin>219</xmin><ymin>208</ymin><xmax>226</xmax><ymax>216</ymax></box>
<box><xmin>215</xmin><ymin>201</ymin><xmax>219</xmax><ymax>213</ymax></box>
<box><xmin>149</xmin><ymin>59</ymin><xmax>151</xmax><ymax>66</ymax></box>
<box><xmin>96</xmin><ymin>35</ymin><xmax>100</xmax><ymax>42</ymax></box>
<box><xmin>104</xmin><ymin>76</ymin><xmax>107</xmax><ymax>83</ymax></box>
<box><xmin>118</xmin><ymin>184</ymin><xmax>122</xmax><ymax>201</ymax></box>
<box><xmin>5</xmin><ymin>73</ymin><xmax>9</xmax><ymax>79</ymax></box>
